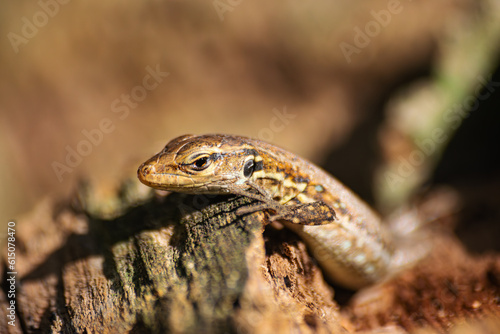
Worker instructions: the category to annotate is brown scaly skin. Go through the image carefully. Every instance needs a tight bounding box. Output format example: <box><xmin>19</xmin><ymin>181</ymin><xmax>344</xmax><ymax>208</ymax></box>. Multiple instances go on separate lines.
<box><xmin>138</xmin><ymin>134</ymin><xmax>395</xmax><ymax>289</ymax></box>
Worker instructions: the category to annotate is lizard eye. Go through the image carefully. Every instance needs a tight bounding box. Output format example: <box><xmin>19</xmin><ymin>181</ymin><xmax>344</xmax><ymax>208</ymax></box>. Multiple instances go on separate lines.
<box><xmin>243</xmin><ymin>159</ymin><xmax>255</xmax><ymax>178</ymax></box>
<box><xmin>189</xmin><ymin>156</ymin><xmax>211</xmax><ymax>171</ymax></box>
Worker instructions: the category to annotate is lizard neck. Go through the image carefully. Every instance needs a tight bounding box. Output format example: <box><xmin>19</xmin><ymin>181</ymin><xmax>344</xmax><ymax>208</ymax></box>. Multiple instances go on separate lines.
<box><xmin>244</xmin><ymin>138</ymin><xmax>391</xmax><ymax>247</ymax></box>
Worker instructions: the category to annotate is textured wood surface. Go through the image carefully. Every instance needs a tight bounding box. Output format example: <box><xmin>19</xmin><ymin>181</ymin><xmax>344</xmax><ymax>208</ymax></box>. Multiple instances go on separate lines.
<box><xmin>1</xmin><ymin>185</ymin><xmax>499</xmax><ymax>333</ymax></box>
<box><xmin>0</xmin><ymin>188</ymin><xmax>344</xmax><ymax>333</ymax></box>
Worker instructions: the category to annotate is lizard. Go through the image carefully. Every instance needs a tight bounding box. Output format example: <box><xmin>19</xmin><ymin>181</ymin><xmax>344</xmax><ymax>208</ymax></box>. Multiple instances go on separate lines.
<box><xmin>137</xmin><ymin>134</ymin><xmax>424</xmax><ymax>289</ymax></box>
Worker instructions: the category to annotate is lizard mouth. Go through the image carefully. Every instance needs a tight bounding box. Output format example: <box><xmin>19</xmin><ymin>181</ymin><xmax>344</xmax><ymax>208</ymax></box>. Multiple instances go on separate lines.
<box><xmin>137</xmin><ymin>162</ymin><xmax>234</xmax><ymax>193</ymax></box>
<box><xmin>137</xmin><ymin>162</ymin><xmax>198</xmax><ymax>191</ymax></box>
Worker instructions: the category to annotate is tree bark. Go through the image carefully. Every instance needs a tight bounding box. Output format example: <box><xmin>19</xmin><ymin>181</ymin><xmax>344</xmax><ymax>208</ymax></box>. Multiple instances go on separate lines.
<box><xmin>1</xmin><ymin>184</ymin><xmax>500</xmax><ymax>333</ymax></box>
<box><xmin>1</xmin><ymin>187</ymin><xmax>343</xmax><ymax>333</ymax></box>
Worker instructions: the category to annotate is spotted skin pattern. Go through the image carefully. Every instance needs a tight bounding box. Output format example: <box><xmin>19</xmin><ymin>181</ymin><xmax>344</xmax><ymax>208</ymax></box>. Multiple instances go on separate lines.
<box><xmin>138</xmin><ymin>134</ymin><xmax>395</xmax><ymax>289</ymax></box>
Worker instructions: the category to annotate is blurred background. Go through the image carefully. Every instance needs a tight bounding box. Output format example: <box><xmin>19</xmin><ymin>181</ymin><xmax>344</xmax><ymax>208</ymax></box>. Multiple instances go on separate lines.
<box><xmin>0</xmin><ymin>0</ymin><xmax>499</xmax><ymax>240</ymax></box>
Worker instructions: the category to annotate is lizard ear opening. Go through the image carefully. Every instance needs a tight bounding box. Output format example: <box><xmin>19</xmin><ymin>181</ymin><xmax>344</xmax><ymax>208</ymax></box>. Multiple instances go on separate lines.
<box><xmin>243</xmin><ymin>159</ymin><xmax>255</xmax><ymax>178</ymax></box>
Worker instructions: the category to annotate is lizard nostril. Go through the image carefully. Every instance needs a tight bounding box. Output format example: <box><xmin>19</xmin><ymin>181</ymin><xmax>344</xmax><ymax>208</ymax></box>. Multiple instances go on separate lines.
<box><xmin>138</xmin><ymin>164</ymin><xmax>155</xmax><ymax>178</ymax></box>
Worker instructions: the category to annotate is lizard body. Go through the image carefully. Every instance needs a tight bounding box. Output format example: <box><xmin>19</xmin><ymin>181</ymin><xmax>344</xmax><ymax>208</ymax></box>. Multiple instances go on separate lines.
<box><xmin>138</xmin><ymin>134</ymin><xmax>396</xmax><ymax>289</ymax></box>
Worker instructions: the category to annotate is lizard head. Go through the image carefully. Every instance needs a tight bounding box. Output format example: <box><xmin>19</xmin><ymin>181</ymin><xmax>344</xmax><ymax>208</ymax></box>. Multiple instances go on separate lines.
<box><xmin>137</xmin><ymin>134</ymin><xmax>262</xmax><ymax>194</ymax></box>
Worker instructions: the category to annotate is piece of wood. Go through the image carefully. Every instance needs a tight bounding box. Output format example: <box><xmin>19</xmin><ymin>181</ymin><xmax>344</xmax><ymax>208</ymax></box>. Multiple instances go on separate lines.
<box><xmin>1</xmin><ymin>184</ymin><xmax>500</xmax><ymax>333</ymax></box>
<box><xmin>1</xmin><ymin>189</ymin><xmax>343</xmax><ymax>333</ymax></box>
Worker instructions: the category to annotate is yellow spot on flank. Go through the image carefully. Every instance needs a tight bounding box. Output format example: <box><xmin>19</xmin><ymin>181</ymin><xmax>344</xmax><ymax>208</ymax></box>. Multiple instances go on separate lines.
<box><xmin>282</xmin><ymin>178</ymin><xmax>295</xmax><ymax>188</ymax></box>
<box><xmin>296</xmin><ymin>193</ymin><xmax>315</xmax><ymax>204</ymax></box>
<box><xmin>292</xmin><ymin>217</ymin><xmax>300</xmax><ymax>224</ymax></box>
<box><xmin>253</xmin><ymin>170</ymin><xmax>284</xmax><ymax>181</ymax></box>
<box><xmin>341</xmin><ymin>240</ymin><xmax>352</xmax><ymax>251</ymax></box>
<box><xmin>283</xmin><ymin>179</ymin><xmax>307</xmax><ymax>193</ymax></box>
<box><xmin>295</xmin><ymin>182</ymin><xmax>307</xmax><ymax>193</ymax></box>
<box><xmin>354</xmin><ymin>254</ymin><xmax>366</xmax><ymax>265</ymax></box>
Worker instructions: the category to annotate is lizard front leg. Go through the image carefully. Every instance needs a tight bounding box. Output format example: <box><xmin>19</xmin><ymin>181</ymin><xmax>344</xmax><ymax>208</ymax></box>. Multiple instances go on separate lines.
<box><xmin>230</xmin><ymin>181</ymin><xmax>337</xmax><ymax>226</ymax></box>
<box><xmin>268</xmin><ymin>201</ymin><xmax>337</xmax><ymax>225</ymax></box>
<box><xmin>236</xmin><ymin>199</ymin><xmax>337</xmax><ymax>226</ymax></box>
